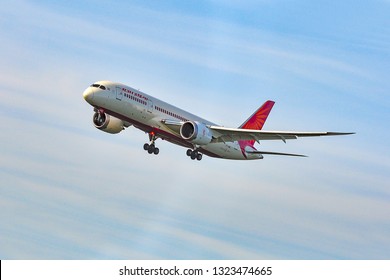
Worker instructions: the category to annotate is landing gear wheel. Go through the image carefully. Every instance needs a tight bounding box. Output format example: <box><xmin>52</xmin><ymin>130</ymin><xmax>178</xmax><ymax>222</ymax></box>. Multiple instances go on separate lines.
<box><xmin>143</xmin><ymin>143</ymin><xmax>149</xmax><ymax>150</ymax></box>
<box><xmin>153</xmin><ymin>147</ymin><xmax>159</xmax><ymax>155</ymax></box>
<box><xmin>186</xmin><ymin>149</ymin><xmax>202</xmax><ymax>160</ymax></box>
<box><xmin>190</xmin><ymin>150</ymin><xmax>198</xmax><ymax>160</ymax></box>
<box><xmin>148</xmin><ymin>144</ymin><xmax>155</xmax><ymax>154</ymax></box>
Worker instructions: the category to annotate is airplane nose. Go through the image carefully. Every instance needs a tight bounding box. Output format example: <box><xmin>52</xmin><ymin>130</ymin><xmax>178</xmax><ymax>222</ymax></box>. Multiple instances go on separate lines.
<box><xmin>83</xmin><ymin>87</ymin><xmax>94</xmax><ymax>103</ymax></box>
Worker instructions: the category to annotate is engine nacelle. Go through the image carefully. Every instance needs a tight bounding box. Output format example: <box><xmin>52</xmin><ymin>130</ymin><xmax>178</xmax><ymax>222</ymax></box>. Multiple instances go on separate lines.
<box><xmin>93</xmin><ymin>112</ymin><xmax>124</xmax><ymax>134</ymax></box>
<box><xmin>180</xmin><ymin>121</ymin><xmax>213</xmax><ymax>145</ymax></box>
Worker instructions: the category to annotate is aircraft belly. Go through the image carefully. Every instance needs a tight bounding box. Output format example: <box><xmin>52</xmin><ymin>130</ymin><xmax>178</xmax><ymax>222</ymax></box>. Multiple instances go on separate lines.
<box><xmin>203</xmin><ymin>143</ymin><xmax>245</xmax><ymax>160</ymax></box>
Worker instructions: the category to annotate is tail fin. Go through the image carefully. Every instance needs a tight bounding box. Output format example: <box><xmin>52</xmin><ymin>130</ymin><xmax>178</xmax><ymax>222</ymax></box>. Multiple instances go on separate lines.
<box><xmin>239</xmin><ymin>100</ymin><xmax>275</xmax><ymax>130</ymax></box>
<box><xmin>238</xmin><ymin>100</ymin><xmax>275</xmax><ymax>150</ymax></box>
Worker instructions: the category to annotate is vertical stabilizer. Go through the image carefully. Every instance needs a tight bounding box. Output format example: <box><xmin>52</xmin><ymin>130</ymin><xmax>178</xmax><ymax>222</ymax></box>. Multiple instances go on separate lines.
<box><xmin>238</xmin><ymin>100</ymin><xmax>275</xmax><ymax>152</ymax></box>
<box><xmin>239</xmin><ymin>100</ymin><xmax>275</xmax><ymax>130</ymax></box>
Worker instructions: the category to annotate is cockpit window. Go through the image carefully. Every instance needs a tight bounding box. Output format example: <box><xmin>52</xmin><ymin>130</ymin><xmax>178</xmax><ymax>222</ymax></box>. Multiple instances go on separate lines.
<box><xmin>90</xmin><ymin>84</ymin><xmax>106</xmax><ymax>90</ymax></box>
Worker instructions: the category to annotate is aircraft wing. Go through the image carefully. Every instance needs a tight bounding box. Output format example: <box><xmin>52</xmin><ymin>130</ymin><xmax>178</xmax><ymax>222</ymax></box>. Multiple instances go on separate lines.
<box><xmin>208</xmin><ymin>126</ymin><xmax>354</xmax><ymax>143</ymax></box>
<box><xmin>161</xmin><ymin>119</ymin><xmax>354</xmax><ymax>144</ymax></box>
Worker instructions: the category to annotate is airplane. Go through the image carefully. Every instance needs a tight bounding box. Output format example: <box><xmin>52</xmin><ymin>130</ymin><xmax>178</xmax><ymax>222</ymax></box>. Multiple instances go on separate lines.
<box><xmin>83</xmin><ymin>81</ymin><xmax>354</xmax><ymax>161</ymax></box>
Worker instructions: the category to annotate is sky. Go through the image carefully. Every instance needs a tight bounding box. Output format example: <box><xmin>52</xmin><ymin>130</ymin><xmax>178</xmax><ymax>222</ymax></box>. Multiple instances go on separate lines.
<box><xmin>0</xmin><ymin>0</ymin><xmax>389</xmax><ymax>259</ymax></box>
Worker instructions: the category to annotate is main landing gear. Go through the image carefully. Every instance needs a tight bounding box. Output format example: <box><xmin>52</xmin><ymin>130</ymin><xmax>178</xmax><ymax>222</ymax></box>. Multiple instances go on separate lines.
<box><xmin>143</xmin><ymin>143</ymin><xmax>159</xmax><ymax>155</ymax></box>
<box><xmin>143</xmin><ymin>132</ymin><xmax>203</xmax><ymax>160</ymax></box>
<box><xmin>186</xmin><ymin>149</ymin><xmax>202</xmax><ymax>161</ymax></box>
<box><xmin>143</xmin><ymin>132</ymin><xmax>159</xmax><ymax>155</ymax></box>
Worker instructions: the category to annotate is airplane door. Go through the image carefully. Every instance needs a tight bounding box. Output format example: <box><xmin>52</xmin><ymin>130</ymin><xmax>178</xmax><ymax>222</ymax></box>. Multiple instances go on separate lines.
<box><xmin>116</xmin><ymin>86</ymin><xmax>123</xmax><ymax>100</ymax></box>
<box><xmin>147</xmin><ymin>100</ymin><xmax>153</xmax><ymax>113</ymax></box>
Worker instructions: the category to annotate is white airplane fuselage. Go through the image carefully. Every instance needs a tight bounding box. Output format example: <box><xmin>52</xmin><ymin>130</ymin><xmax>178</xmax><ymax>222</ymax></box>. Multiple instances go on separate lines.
<box><xmin>83</xmin><ymin>81</ymin><xmax>261</xmax><ymax>160</ymax></box>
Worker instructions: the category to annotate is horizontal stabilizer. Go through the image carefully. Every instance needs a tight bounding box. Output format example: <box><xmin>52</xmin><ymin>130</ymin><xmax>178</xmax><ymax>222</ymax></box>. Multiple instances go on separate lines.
<box><xmin>247</xmin><ymin>150</ymin><xmax>307</xmax><ymax>157</ymax></box>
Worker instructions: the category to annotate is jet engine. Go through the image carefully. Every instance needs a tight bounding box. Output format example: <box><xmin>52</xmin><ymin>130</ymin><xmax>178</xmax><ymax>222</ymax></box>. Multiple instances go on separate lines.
<box><xmin>93</xmin><ymin>112</ymin><xmax>124</xmax><ymax>134</ymax></box>
<box><xmin>180</xmin><ymin>121</ymin><xmax>213</xmax><ymax>145</ymax></box>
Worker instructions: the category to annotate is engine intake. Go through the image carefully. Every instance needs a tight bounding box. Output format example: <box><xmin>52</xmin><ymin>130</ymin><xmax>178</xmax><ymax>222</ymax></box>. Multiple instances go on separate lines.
<box><xmin>93</xmin><ymin>112</ymin><xmax>124</xmax><ymax>134</ymax></box>
<box><xmin>180</xmin><ymin>121</ymin><xmax>213</xmax><ymax>145</ymax></box>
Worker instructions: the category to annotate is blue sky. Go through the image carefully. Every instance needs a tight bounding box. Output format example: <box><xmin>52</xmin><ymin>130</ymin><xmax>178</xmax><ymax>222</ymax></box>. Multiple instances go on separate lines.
<box><xmin>0</xmin><ymin>0</ymin><xmax>389</xmax><ymax>259</ymax></box>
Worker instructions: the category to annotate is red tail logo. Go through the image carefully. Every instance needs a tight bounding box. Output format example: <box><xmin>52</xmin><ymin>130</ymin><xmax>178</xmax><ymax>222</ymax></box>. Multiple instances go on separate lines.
<box><xmin>239</xmin><ymin>100</ymin><xmax>275</xmax><ymax>153</ymax></box>
<box><xmin>239</xmin><ymin>100</ymin><xmax>275</xmax><ymax>130</ymax></box>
